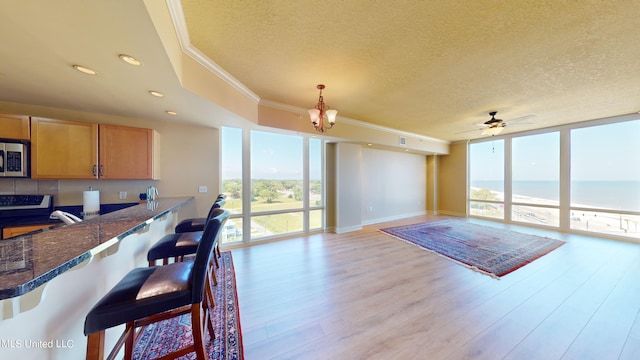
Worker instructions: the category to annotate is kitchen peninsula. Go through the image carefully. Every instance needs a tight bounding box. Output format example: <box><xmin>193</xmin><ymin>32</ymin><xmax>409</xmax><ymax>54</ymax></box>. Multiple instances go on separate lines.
<box><xmin>0</xmin><ymin>196</ymin><xmax>195</xmax><ymax>360</ymax></box>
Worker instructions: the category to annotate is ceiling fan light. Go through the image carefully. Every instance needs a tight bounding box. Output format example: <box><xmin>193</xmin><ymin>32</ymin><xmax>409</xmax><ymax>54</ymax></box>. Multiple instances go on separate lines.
<box><xmin>484</xmin><ymin>126</ymin><xmax>504</xmax><ymax>136</ymax></box>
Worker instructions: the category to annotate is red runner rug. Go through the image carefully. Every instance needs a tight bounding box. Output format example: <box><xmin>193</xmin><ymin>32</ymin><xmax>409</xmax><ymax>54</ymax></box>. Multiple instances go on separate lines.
<box><xmin>133</xmin><ymin>251</ymin><xmax>243</xmax><ymax>359</ymax></box>
<box><xmin>380</xmin><ymin>219</ymin><xmax>565</xmax><ymax>278</ymax></box>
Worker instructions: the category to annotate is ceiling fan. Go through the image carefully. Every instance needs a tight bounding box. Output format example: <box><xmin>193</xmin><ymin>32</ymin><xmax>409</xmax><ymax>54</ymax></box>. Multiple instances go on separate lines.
<box><xmin>462</xmin><ymin>111</ymin><xmax>536</xmax><ymax>136</ymax></box>
<box><xmin>480</xmin><ymin>111</ymin><xmax>508</xmax><ymax>135</ymax></box>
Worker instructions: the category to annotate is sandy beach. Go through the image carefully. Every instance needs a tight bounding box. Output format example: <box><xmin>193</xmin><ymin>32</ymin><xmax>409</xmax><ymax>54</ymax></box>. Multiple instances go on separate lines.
<box><xmin>470</xmin><ymin>188</ymin><xmax>640</xmax><ymax>239</ymax></box>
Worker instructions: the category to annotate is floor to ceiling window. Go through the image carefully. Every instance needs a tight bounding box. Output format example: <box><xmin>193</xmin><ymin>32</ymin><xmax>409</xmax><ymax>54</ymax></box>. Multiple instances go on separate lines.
<box><xmin>511</xmin><ymin>132</ymin><xmax>560</xmax><ymax>227</ymax></box>
<box><xmin>220</xmin><ymin>126</ymin><xmax>243</xmax><ymax>244</ymax></box>
<box><xmin>250</xmin><ymin>130</ymin><xmax>304</xmax><ymax>240</ymax></box>
<box><xmin>468</xmin><ymin>116</ymin><xmax>640</xmax><ymax>240</ymax></box>
<box><xmin>309</xmin><ymin>137</ymin><xmax>324</xmax><ymax>230</ymax></box>
<box><xmin>221</xmin><ymin>126</ymin><xmax>324</xmax><ymax>243</ymax></box>
<box><xmin>469</xmin><ymin>139</ymin><xmax>505</xmax><ymax>219</ymax></box>
<box><xmin>570</xmin><ymin>120</ymin><xmax>640</xmax><ymax>238</ymax></box>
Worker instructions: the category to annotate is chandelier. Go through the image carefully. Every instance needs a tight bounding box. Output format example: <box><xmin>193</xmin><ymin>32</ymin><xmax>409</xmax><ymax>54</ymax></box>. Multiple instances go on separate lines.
<box><xmin>308</xmin><ymin>84</ymin><xmax>337</xmax><ymax>132</ymax></box>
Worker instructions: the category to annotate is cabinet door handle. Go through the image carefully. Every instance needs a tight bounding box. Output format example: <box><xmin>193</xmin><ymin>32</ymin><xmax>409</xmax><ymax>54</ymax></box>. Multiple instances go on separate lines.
<box><xmin>92</xmin><ymin>165</ymin><xmax>97</xmax><ymax>176</ymax></box>
<box><xmin>99</xmin><ymin>165</ymin><xmax>104</xmax><ymax>177</ymax></box>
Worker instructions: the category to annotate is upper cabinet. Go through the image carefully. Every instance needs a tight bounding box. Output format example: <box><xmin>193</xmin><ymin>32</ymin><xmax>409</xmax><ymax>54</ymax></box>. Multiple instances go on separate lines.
<box><xmin>98</xmin><ymin>124</ymin><xmax>158</xmax><ymax>180</ymax></box>
<box><xmin>0</xmin><ymin>114</ymin><xmax>31</xmax><ymax>140</ymax></box>
<box><xmin>31</xmin><ymin>118</ymin><xmax>159</xmax><ymax>180</ymax></box>
<box><xmin>31</xmin><ymin>117</ymin><xmax>98</xmax><ymax>179</ymax></box>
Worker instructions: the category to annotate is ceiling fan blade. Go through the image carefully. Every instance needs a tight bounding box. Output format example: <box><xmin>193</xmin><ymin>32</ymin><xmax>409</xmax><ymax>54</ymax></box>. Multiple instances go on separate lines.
<box><xmin>508</xmin><ymin>114</ymin><xmax>536</xmax><ymax>123</ymax></box>
<box><xmin>454</xmin><ymin>128</ymin><xmax>483</xmax><ymax>134</ymax></box>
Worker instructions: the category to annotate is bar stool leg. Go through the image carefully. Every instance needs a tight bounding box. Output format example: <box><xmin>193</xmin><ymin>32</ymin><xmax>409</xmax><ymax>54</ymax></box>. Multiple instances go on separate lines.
<box><xmin>124</xmin><ymin>322</ymin><xmax>135</xmax><ymax>360</ymax></box>
<box><xmin>191</xmin><ymin>305</ymin><xmax>207</xmax><ymax>359</ymax></box>
<box><xmin>212</xmin><ymin>250</ymin><xmax>219</xmax><ymax>269</ymax></box>
<box><xmin>86</xmin><ymin>331</ymin><xmax>105</xmax><ymax>360</ymax></box>
<box><xmin>203</xmin><ymin>275</ymin><xmax>216</xmax><ymax>340</ymax></box>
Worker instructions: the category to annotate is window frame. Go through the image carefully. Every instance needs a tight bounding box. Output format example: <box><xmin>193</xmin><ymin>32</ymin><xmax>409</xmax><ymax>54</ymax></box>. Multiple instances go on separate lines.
<box><xmin>468</xmin><ymin>114</ymin><xmax>640</xmax><ymax>241</ymax></box>
<box><xmin>220</xmin><ymin>126</ymin><xmax>326</xmax><ymax>244</ymax></box>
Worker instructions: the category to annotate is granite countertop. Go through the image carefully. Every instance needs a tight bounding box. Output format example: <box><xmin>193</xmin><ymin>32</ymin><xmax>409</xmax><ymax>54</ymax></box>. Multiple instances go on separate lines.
<box><xmin>0</xmin><ymin>197</ymin><xmax>193</xmax><ymax>300</ymax></box>
<box><xmin>0</xmin><ymin>215</ymin><xmax>60</xmax><ymax>228</ymax></box>
<box><xmin>0</xmin><ymin>202</ymin><xmax>143</xmax><ymax>230</ymax></box>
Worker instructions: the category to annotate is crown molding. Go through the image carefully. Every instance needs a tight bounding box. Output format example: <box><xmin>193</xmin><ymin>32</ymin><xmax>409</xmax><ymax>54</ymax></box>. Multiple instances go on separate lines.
<box><xmin>166</xmin><ymin>0</ymin><xmax>448</xmax><ymax>145</ymax></box>
<box><xmin>166</xmin><ymin>0</ymin><xmax>260</xmax><ymax>104</ymax></box>
<box><xmin>259</xmin><ymin>99</ymin><xmax>450</xmax><ymax>145</ymax></box>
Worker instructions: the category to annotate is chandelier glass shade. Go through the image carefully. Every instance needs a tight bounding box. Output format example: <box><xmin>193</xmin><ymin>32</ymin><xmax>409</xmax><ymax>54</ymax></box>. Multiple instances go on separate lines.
<box><xmin>308</xmin><ymin>84</ymin><xmax>337</xmax><ymax>132</ymax></box>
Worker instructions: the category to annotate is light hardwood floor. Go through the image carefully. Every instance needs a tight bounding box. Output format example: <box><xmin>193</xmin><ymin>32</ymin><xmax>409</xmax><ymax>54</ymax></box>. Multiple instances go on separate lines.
<box><xmin>230</xmin><ymin>215</ymin><xmax>640</xmax><ymax>360</ymax></box>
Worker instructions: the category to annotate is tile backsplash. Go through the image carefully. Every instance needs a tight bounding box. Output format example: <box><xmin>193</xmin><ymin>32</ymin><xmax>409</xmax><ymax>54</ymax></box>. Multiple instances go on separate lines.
<box><xmin>0</xmin><ymin>178</ymin><xmax>59</xmax><ymax>201</ymax></box>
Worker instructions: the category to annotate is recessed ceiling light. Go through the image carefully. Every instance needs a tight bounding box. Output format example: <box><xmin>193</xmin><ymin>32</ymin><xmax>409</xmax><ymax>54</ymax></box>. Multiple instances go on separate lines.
<box><xmin>119</xmin><ymin>54</ymin><xmax>142</xmax><ymax>66</ymax></box>
<box><xmin>149</xmin><ymin>90</ymin><xmax>164</xmax><ymax>98</ymax></box>
<box><xmin>166</xmin><ymin>111</ymin><xmax>177</xmax><ymax>116</ymax></box>
<box><xmin>73</xmin><ymin>65</ymin><xmax>97</xmax><ymax>75</ymax></box>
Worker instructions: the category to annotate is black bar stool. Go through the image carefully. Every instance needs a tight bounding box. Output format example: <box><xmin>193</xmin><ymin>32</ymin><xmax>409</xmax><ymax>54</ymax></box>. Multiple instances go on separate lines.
<box><xmin>149</xmin><ymin>196</ymin><xmax>225</xmax><ymax>270</ymax></box>
<box><xmin>84</xmin><ymin>209</ymin><xmax>229</xmax><ymax>360</ymax></box>
<box><xmin>175</xmin><ymin>194</ymin><xmax>226</xmax><ymax>233</ymax></box>
<box><xmin>148</xmin><ymin>198</ymin><xmax>225</xmax><ymax>275</ymax></box>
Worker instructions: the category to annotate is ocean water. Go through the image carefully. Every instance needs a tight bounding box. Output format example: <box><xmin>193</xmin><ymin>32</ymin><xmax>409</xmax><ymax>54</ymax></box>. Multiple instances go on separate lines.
<box><xmin>471</xmin><ymin>180</ymin><xmax>640</xmax><ymax>211</ymax></box>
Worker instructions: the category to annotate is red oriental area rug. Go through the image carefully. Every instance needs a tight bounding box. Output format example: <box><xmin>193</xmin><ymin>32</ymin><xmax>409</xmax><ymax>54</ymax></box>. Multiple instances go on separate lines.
<box><xmin>380</xmin><ymin>219</ymin><xmax>565</xmax><ymax>278</ymax></box>
<box><xmin>133</xmin><ymin>251</ymin><xmax>243</xmax><ymax>359</ymax></box>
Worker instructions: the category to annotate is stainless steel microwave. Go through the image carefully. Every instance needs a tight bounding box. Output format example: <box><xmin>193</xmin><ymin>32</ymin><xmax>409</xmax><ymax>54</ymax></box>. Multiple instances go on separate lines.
<box><xmin>0</xmin><ymin>141</ymin><xmax>29</xmax><ymax>177</ymax></box>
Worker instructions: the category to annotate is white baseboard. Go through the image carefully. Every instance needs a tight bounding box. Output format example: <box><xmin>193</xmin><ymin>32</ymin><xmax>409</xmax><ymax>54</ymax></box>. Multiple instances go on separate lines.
<box><xmin>330</xmin><ymin>210</ymin><xmax>467</xmax><ymax>234</ymax></box>
<box><xmin>362</xmin><ymin>210</ymin><xmax>427</xmax><ymax>226</ymax></box>
<box><xmin>334</xmin><ymin>225</ymin><xmax>363</xmax><ymax>234</ymax></box>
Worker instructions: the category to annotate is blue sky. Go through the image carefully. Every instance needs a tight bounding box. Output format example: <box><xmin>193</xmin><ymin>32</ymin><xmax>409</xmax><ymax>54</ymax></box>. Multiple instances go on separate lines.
<box><xmin>225</xmin><ymin>119</ymin><xmax>639</xmax><ymax>182</ymax></box>
<box><xmin>471</xmin><ymin>119</ymin><xmax>640</xmax><ymax>181</ymax></box>
<box><xmin>221</xmin><ymin>127</ymin><xmax>322</xmax><ymax>180</ymax></box>
<box><xmin>571</xmin><ymin>119</ymin><xmax>640</xmax><ymax>181</ymax></box>
<box><xmin>250</xmin><ymin>131</ymin><xmax>303</xmax><ymax>180</ymax></box>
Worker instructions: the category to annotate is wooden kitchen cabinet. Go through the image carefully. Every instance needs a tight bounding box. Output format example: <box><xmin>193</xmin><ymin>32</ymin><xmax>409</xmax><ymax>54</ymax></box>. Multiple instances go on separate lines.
<box><xmin>31</xmin><ymin>118</ymin><xmax>159</xmax><ymax>179</ymax></box>
<box><xmin>0</xmin><ymin>114</ymin><xmax>30</xmax><ymax>140</ymax></box>
<box><xmin>31</xmin><ymin>117</ymin><xmax>98</xmax><ymax>179</ymax></box>
<box><xmin>99</xmin><ymin>124</ymin><xmax>158</xmax><ymax>179</ymax></box>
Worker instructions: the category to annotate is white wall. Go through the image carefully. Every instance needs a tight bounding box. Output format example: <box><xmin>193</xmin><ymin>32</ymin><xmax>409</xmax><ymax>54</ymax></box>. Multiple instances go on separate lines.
<box><xmin>334</xmin><ymin>143</ymin><xmax>363</xmax><ymax>233</ymax></box>
<box><xmin>330</xmin><ymin>144</ymin><xmax>427</xmax><ymax>233</ymax></box>
<box><xmin>361</xmin><ymin>148</ymin><xmax>426</xmax><ymax>224</ymax></box>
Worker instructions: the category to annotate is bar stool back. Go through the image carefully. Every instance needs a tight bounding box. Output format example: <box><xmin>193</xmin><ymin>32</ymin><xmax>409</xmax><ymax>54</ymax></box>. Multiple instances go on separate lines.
<box><xmin>84</xmin><ymin>209</ymin><xmax>229</xmax><ymax>360</ymax></box>
<box><xmin>174</xmin><ymin>194</ymin><xmax>226</xmax><ymax>233</ymax></box>
<box><xmin>147</xmin><ymin>199</ymin><xmax>224</xmax><ymax>266</ymax></box>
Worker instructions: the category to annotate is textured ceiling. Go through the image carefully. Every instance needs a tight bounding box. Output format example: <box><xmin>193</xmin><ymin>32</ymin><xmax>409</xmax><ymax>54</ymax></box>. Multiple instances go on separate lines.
<box><xmin>182</xmin><ymin>0</ymin><xmax>640</xmax><ymax>141</ymax></box>
<box><xmin>0</xmin><ymin>1</ymin><xmax>639</xmax><ymax>143</ymax></box>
